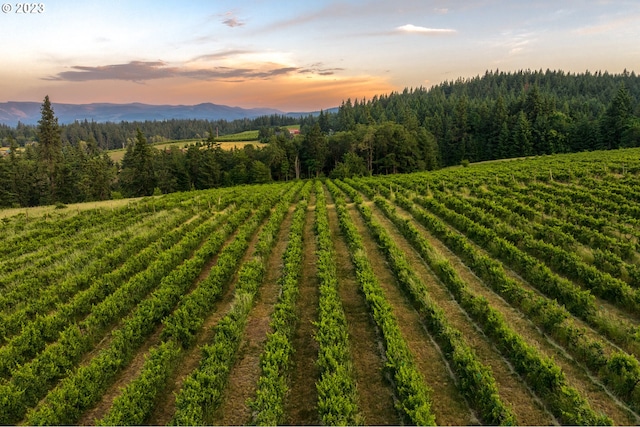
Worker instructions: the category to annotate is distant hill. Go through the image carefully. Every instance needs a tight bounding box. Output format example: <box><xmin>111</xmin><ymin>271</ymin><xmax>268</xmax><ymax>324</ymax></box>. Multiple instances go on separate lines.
<box><xmin>0</xmin><ymin>101</ymin><xmax>290</xmax><ymax>126</ymax></box>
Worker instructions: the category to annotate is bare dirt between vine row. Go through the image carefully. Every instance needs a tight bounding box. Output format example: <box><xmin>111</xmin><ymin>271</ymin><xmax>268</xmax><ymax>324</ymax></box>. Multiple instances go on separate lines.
<box><xmin>388</xmin><ymin>190</ymin><xmax>640</xmax><ymax>425</ymax></box>
<box><xmin>211</xmin><ymin>198</ymin><xmax>299</xmax><ymax>425</ymax></box>
<box><xmin>78</xmin><ymin>211</ymin><xmax>257</xmax><ymax>425</ymax></box>
<box><xmin>283</xmin><ymin>194</ymin><xmax>320</xmax><ymax>425</ymax></box>
<box><xmin>364</xmin><ymin>196</ymin><xmax>555</xmax><ymax>425</ymax></box>
<box><xmin>323</xmin><ymin>186</ymin><xmax>399</xmax><ymax>425</ymax></box>
<box><xmin>341</xmin><ymin>196</ymin><xmax>477</xmax><ymax>425</ymax></box>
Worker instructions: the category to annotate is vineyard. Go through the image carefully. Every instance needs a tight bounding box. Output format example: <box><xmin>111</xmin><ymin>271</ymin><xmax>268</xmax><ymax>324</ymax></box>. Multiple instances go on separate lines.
<box><xmin>3</xmin><ymin>147</ymin><xmax>640</xmax><ymax>425</ymax></box>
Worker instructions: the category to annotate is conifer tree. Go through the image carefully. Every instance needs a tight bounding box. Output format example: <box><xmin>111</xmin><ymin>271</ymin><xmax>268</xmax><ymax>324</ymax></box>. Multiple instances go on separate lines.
<box><xmin>119</xmin><ymin>128</ymin><xmax>156</xmax><ymax>196</ymax></box>
<box><xmin>512</xmin><ymin>111</ymin><xmax>533</xmax><ymax>156</ymax></box>
<box><xmin>37</xmin><ymin>95</ymin><xmax>63</xmax><ymax>203</ymax></box>
<box><xmin>600</xmin><ymin>84</ymin><xmax>633</xmax><ymax>149</ymax></box>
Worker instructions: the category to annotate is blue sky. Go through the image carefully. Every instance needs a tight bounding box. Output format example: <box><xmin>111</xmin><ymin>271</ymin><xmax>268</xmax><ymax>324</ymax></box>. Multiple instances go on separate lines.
<box><xmin>1</xmin><ymin>0</ymin><xmax>639</xmax><ymax>111</ymax></box>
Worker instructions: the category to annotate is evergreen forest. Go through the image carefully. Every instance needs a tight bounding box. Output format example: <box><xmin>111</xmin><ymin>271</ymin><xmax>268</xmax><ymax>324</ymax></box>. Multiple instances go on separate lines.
<box><xmin>1</xmin><ymin>69</ymin><xmax>639</xmax><ymax>207</ymax></box>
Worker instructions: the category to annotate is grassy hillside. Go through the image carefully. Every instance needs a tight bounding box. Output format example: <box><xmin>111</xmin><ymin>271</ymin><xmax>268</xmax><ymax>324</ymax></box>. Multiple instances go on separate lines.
<box><xmin>3</xmin><ymin>147</ymin><xmax>640</xmax><ymax>425</ymax></box>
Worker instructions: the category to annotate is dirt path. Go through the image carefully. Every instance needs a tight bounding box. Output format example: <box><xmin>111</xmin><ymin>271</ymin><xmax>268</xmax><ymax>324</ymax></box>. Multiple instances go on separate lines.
<box><xmin>391</xmin><ymin>193</ymin><xmax>640</xmax><ymax>425</ymax></box>
<box><xmin>282</xmin><ymin>193</ymin><xmax>320</xmax><ymax>425</ymax></box>
<box><xmin>366</xmin><ymin>199</ymin><xmax>555</xmax><ymax>425</ymax></box>
<box><xmin>323</xmin><ymin>187</ymin><xmax>399</xmax><ymax>425</ymax></box>
<box><xmin>211</xmin><ymin>201</ymin><xmax>298</xmax><ymax>425</ymax></box>
<box><xmin>340</xmin><ymin>197</ymin><xmax>477</xmax><ymax>425</ymax></box>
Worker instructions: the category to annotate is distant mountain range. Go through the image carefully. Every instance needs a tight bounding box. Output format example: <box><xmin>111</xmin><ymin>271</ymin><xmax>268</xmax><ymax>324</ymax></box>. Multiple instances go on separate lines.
<box><xmin>0</xmin><ymin>101</ymin><xmax>329</xmax><ymax>126</ymax></box>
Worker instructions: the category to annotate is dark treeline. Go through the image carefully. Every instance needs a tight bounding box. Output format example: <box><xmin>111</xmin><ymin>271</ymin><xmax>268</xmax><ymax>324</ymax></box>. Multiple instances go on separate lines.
<box><xmin>1</xmin><ymin>69</ymin><xmax>640</xmax><ymax>208</ymax></box>
<box><xmin>0</xmin><ymin>114</ymin><xmax>300</xmax><ymax>150</ymax></box>
<box><xmin>310</xmin><ymin>68</ymin><xmax>640</xmax><ymax>175</ymax></box>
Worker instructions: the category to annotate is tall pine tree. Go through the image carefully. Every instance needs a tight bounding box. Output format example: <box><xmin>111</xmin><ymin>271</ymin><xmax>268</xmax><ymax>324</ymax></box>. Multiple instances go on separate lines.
<box><xmin>600</xmin><ymin>84</ymin><xmax>632</xmax><ymax>149</ymax></box>
<box><xmin>119</xmin><ymin>128</ymin><xmax>156</xmax><ymax>197</ymax></box>
<box><xmin>37</xmin><ymin>95</ymin><xmax>63</xmax><ymax>203</ymax></box>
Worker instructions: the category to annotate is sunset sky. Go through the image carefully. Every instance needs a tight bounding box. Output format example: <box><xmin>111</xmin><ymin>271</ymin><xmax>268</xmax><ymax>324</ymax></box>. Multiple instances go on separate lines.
<box><xmin>1</xmin><ymin>0</ymin><xmax>639</xmax><ymax>112</ymax></box>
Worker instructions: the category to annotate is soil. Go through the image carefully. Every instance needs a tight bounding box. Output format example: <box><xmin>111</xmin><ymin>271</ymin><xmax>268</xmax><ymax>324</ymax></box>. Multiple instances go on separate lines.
<box><xmin>210</xmin><ymin>197</ymin><xmax>298</xmax><ymax>425</ymax></box>
<box><xmin>340</xmin><ymin>195</ymin><xmax>477</xmax><ymax>425</ymax></box>
<box><xmin>396</xmin><ymin>187</ymin><xmax>640</xmax><ymax>425</ymax></box>
<box><xmin>367</xmin><ymin>198</ymin><xmax>555</xmax><ymax>425</ymax></box>
<box><xmin>283</xmin><ymin>192</ymin><xmax>321</xmax><ymax>425</ymax></box>
<box><xmin>323</xmin><ymin>186</ymin><xmax>400</xmax><ymax>425</ymax></box>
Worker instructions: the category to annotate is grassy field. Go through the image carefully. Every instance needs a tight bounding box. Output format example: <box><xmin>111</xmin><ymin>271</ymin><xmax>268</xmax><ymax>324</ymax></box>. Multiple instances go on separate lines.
<box><xmin>104</xmin><ymin>124</ymin><xmax>303</xmax><ymax>162</ymax></box>
<box><xmin>214</xmin><ymin>129</ymin><xmax>259</xmax><ymax>142</ymax></box>
<box><xmin>4</xmin><ymin>147</ymin><xmax>640</xmax><ymax>425</ymax></box>
<box><xmin>0</xmin><ymin>197</ymin><xmax>144</xmax><ymax>220</ymax></box>
<box><xmin>107</xmin><ymin>140</ymin><xmax>267</xmax><ymax>162</ymax></box>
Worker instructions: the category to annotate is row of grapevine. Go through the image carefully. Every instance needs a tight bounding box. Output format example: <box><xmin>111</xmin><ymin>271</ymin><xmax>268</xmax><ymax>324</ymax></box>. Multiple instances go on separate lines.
<box><xmin>501</xmin><ymin>179</ymin><xmax>640</xmax><ymax>239</ymax></box>
<box><xmin>22</xmin><ymin>196</ymin><xmax>268</xmax><ymax>425</ymax></box>
<box><xmin>325</xmin><ymin>179</ymin><xmax>436</xmax><ymax>426</ymax></box>
<box><xmin>171</xmin><ymin>183</ymin><xmax>306</xmax><ymax>425</ymax></box>
<box><xmin>0</xmin><ymin>209</ymin><xmax>159</xmax><ymax>304</ymax></box>
<box><xmin>0</xmin><ymin>219</ymin><xmax>126</xmax><ymax>292</ymax></box>
<box><xmin>0</xmin><ymin>208</ymin><xmax>196</xmax><ymax>346</ymax></box>
<box><xmin>464</xmin><ymin>188</ymin><xmax>640</xmax><ymax>291</ymax></box>
<box><xmin>311</xmin><ymin>181</ymin><xmax>362</xmax><ymax>425</ymax></box>
<box><xmin>431</xmin><ymin>187</ymin><xmax>640</xmax><ymax>316</ymax></box>
<box><xmin>337</xmin><ymin>179</ymin><xmax>517</xmax><ymax>425</ymax></box>
<box><xmin>248</xmin><ymin>182</ymin><xmax>311</xmax><ymax>425</ymax></box>
<box><xmin>0</xmin><ymin>195</ymin><xmax>255</xmax><ymax>424</ymax></box>
<box><xmin>96</xmin><ymin>183</ymin><xmax>300</xmax><ymax>425</ymax></box>
<box><xmin>359</xmin><ymin>175</ymin><xmax>640</xmax><ymax>418</ymax></box>
<box><xmin>384</xmin><ymin>194</ymin><xmax>610</xmax><ymax>424</ymax></box>
<box><xmin>0</xmin><ymin>207</ymin><xmax>145</xmax><ymax>261</ymax></box>
<box><xmin>410</xmin><ymin>180</ymin><xmax>640</xmax><ymax>354</ymax></box>
<box><xmin>469</xmin><ymin>187</ymin><xmax>637</xmax><ymax>264</ymax></box>
<box><xmin>0</xmin><ymin>208</ymin><xmax>219</xmax><ymax>383</ymax></box>
<box><xmin>414</xmin><ymin>191</ymin><xmax>597</xmax><ymax>316</ymax></box>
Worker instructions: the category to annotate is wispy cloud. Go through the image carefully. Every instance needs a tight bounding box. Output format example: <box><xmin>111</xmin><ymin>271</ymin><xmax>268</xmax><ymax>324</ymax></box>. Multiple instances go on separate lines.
<box><xmin>46</xmin><ymin>61</ymin><xmax>175</xmax><ymax>82</ymax></box>
<box><xmin>255</xmin><ymin>2</ymin><xmax>370</xmax><ymax>34</ymax></box>
<box><xmin>299</xmin><ymin>62</ymin><xmax>345</xmax><ymax>76</ymax></box>
<box><xmin>45</xmin><ymin>58</ymin><xmax>344</xmax><ymax>83</ymax></box>
<box><xmin>221</xmin><ymin>11</ymin><xmax>245</xmax><ymax>28</ymax></box>
<box><xmin>489</xmin><ymin>30</ymin><xmax>538</xmax><ymax>56</ymax></box>
<box><xmin>574</xmin><ymin>14</ymin><xmax>640</xmax><ymax>35</ymax></box>
<box><xmin>394</xmin><ymin>24</ymin><xmax>457</xmax><ymax>35</ymax></box>
<box><xmin>192</xmin><ymin>50</ymin><xmax>254</xmax><ymax>61</ymax></box>
<box><xmin>223</xmin><ymin>17</ymin><xmax>244</xmax><ymax>27</ymax></box>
